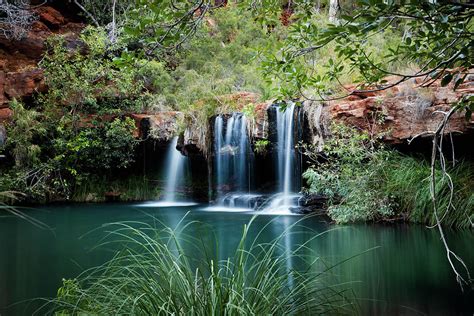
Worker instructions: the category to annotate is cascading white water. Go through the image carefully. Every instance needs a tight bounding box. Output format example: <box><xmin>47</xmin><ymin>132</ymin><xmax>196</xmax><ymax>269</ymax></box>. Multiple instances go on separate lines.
<box><xmin>206</xmin><ymin>105</ymin><xmax>301</xmax><ymax>214</ymax></box>
<box><xmin>209</xmin><ymin>113</ymin><xmax>254</xmax><ymax>210</ymax></box>
<box><xmin>280</xmin><ymin>103</ymin><xmax>295</xmax><ymax>203</ymax></box>
<box><xmin>264</xmin><ymin>103</ymin><xmax>301</xmax><ymax>213</ymax></box>
<box><xmin>163</xmin><ymin>136</ymin><xmax>186</xmax><ymax>202</ymax></box>
<box><xmin>137</xmin><ymin>136</ymin><xmax>196</xmax><ymax>208</ymax></box>
<box><xmin>214</xmin><ymin>113</ymin><xmax>252</xmax><ymax>196</ymax></box>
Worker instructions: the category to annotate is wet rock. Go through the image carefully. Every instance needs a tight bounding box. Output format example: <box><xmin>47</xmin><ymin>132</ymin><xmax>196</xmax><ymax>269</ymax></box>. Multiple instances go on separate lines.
<box><xmin>299</xmin><ymin>193</ymin><xmax>328</xmax><ymax>207</ymax></box>
<box><xmin>0</xmin><ymin>124</ymin><xmax>6</xmax><ymax>146</ymax></box>
<box><xmin>290</xmin><ymin>193</ymin><xmax>328</xmax><ymax>214</ymax></box>
<box><xmin>289</xmin><ymin>206</ymin><xmax>313</xmax><ymax>215</ymax></box>
<box><xmin>250</xmin><ymin>101</ymin><xmax>271</xmax><ymax>139</ymax></box>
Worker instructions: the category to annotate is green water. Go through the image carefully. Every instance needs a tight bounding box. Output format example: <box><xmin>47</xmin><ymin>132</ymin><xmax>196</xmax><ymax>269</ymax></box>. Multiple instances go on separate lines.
<box><xmin>0</xmin><ymin>203</ymin><xmax>473</xmax><ymax>315</ymax></box>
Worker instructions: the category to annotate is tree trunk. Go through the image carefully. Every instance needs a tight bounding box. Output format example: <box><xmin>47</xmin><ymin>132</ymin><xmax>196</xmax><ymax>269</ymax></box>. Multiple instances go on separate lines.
<box><xmin>328</xmin><ymin>0</ymin><xmax>340</xmax><ymax>24</ymax></box>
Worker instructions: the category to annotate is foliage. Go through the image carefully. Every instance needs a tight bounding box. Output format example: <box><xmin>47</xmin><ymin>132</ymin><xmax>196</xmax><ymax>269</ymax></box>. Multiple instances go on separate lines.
<box><xmin>40</xmin><ymin>28</ymin><xmax>142</xmax><ymax>114</ymax></box>
<box><xmin>1</xmin><ymin>98</ymin><xmax>138</xmax><ymax>202</ymax></box>
<box><xmin>173</xmin><ymin>5</ymin><xmax>280</xmax><ymax>109</ymax></box>
<box><xmin>72</xmin><ymin>175</ymin><xmax>160</xmax><ymax>203</ymax></box>
<box><xmin>261</xmin><ymin>0</ymin><xmax>473</xmax><ymax>101</ymax></box>
<box><xmin>6</xmin><ymin>100</ymin><xmax>46</xmax><ymax>168</ymax></box>
<box><xmin>54</xmin><ymin>117</ymin><xmax>138</xmax><ymax>175</ymax></box>
<box><xmin>303</xmin><ymin>124</ymin><xmax>474</xmax><ymax>228</ymax></box>
<box><xmin>303</xmin><ymin>123</ymin><xmax>394</xmax><ymax>223</ymax></box>
<box><xmin>254</xmin><ymin>139</ymin><xmax>270</xmax><ymax>155</ymax></box>
<box><xmin>77</xmin><ymin>0</ymin><xmax>134</xmax><ymax>26</ymax></box>
<box><xmin>48</xmin><ymin>218</ymin><xmax>355</xmax><ymax>315</ymax></box>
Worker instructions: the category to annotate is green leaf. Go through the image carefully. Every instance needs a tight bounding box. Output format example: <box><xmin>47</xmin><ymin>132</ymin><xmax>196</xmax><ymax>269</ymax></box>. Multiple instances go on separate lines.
<box><xmin>465</xmin><ymin>109</ymin><xmax>472</xmax><ymax>121</ymax></box>
<box><xmin>440</xmin><ymin>73</ymin><xmax>453</xmax><ymax>87</ymax></box>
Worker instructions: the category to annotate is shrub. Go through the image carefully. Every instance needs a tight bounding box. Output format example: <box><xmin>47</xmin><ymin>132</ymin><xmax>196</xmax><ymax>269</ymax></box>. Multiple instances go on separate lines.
<box><xmin>303</xmin><ymin>124</ymin><xmax>474</xmax><ymax>228</ymax></box>
<box><xmin>40</xmin><ymin>28</ymin><xmax>142</xmax><ymax>113</ymax></box>
<box><xmin>54</xmin><ymin>117</ymin><xmax>138</xmax><ymax>175</ymax></box>
<box><xmin>6</xmin><ymin>100</ymin><xmax>46</xmax><ymax>168</ymax></box>
<box><xmin>254</xmin><ymin>139</ymin><xmax>270</xmax><ymax>155</ymax></box>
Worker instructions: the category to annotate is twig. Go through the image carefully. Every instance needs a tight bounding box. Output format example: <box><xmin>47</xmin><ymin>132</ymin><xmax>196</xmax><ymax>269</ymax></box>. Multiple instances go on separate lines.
<box><xmin>73</xmin><ymin>0</ymin><xmax>99</xmax><ymax>27</ymax></box>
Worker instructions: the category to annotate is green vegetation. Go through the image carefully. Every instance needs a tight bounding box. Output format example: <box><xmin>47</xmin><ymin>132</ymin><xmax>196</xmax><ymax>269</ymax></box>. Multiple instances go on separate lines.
<box><xmin>49</xmin><ymin>217</ymin><xmax>355</xmax><ymax>315</ymax></box>
<box><xmin>254</xmin><ymin>139</ymin><xmax>270</xmax><ymax>155</ymax></box>
<box><xmin>303</xmin><ymin>124</ymin><xmax>474</xmax><ymax>228</ymax></box>
<box><xmin>0</xmin><ymin>99</ymin><xmax>138</xmax><ymax>202</ymax></box>
<box><xmin>259</xmin><ymin>1</ymin><xmax>473</xmax><ymax>104</ymax></box>
<box><xmin>72</xmin><ymin>175</ymin><xmax>160</xmax><ymax>202</ymax></box>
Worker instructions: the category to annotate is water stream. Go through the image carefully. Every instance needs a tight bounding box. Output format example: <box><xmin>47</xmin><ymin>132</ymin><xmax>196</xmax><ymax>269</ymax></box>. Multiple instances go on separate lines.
<box><xmin>209</xmin><ymin>113</ymin><xmax>255</xmax><ymax>211</ymax></box>
<box><xmin>263</xmin><ymin>103</ymin><xmax>302</xmax><ymax>214</ymax></box>
<box><xmin>141</xmin><ymin>137</ymin><xmax>196</xmax><ymax>207</ymax></box>
<box><xmin>163</xmin><ymin>136</ymin><xmax>185</xmax><ymax>203</ymax></box>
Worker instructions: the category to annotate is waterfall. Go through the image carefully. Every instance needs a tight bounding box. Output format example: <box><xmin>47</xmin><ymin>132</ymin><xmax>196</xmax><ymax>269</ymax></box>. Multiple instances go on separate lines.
<box><xmin>278</xmin><ymin>103</ymin><xmax>296</xmax><ymax>202</ymax></box>
<box><xmin>163</xmin><ymin>136</ymin><xmax>186</xmax><ymax>202</ymax></box>
<box><xmin>208</xmin><ymin>113</ymin><xmax>255</xmax><ymax>210</ymax></box>
<box><xmin>206</xmin><ymin>104</ymin><xmax>301</xmax><ymax>214</ymax></box>
<box><xmin>137</xmin><ymin>136</ymin><xmax>196</xmax><ymax>207</ymax></box>
<box><xmin>264</xmin><ymin>102</ymin><xmax>302</xmax><ymax>213</ymax></box>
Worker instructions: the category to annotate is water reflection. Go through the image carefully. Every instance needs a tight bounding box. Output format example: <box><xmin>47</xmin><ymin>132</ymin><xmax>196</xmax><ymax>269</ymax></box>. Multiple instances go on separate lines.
<box><xmin>0</xmin><ymin>204</ymin><xmax>472</xmax><ymax>315</ymax></box>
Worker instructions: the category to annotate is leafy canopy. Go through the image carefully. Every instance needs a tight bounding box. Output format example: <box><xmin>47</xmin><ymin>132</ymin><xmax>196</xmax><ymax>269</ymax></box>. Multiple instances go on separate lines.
<box><xmin>260</xmin><ymin>0</ymin><xmax>473</xmax><ymax>104</ymax></box>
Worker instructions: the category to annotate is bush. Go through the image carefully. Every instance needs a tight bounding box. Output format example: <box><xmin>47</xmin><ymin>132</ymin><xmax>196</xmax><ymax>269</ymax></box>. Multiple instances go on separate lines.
<box><xmin>55</xmin><ymin>117</ymin><xmax>138</xmax><ymax>174</ymax></box>
<box><xmin>303</xmin><ymin>124</ymin><xmax>474</xmax><ymax>228</ymax></box>
<box><xmin>40</xmin><ymin>28</ymin><xmax>143</xmax><ymax>113</ymax></box>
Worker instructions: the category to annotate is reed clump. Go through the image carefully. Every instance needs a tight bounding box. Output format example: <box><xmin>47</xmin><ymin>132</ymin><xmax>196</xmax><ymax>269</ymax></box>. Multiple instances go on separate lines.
<box><xmin>47</xmin><ymin>216</ymin><xmax>356</xmax><ymax>315</ymax></box>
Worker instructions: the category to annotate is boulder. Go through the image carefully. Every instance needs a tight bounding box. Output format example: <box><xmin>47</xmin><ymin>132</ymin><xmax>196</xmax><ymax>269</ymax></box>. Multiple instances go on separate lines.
<box><xmin>35</xmin><ymin>6</ymin><xmax>65</xmax><ymax>29</ymax></box>
<box><xmin>0</xmin><ymin>108</ymin><xmax>13</xmax><ymax>122</ymax></box>
<box><xmin>4</xmin><ymin>68</ymin><xmax>46</xmax><ymax>101</ymax></box>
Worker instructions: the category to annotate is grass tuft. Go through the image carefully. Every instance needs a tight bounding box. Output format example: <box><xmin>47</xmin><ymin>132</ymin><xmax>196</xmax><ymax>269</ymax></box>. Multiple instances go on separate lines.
<box><xmin>44</xmin><ymin>216</ymin><xmax>357</xmax><ymax>315</ymax></box>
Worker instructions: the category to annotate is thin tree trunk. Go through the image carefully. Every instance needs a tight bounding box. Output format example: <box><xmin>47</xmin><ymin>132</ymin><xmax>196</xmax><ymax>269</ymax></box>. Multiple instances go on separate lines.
<box><xmin>328</xmin><ymin>0</ymin><xmax>340</xmax><ymax>24</ymax></box>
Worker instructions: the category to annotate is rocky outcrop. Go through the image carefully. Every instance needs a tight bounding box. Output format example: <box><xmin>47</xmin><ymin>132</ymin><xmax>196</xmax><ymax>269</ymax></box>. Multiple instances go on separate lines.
<box><xmin>303</xmin><ymin>76</ymin><xmax>474</xmax><ymax>149</ymax></box>
<box><xmin>131</xmin><ymin>112</ymin><xmax>183</xmax><ymax>141</ymax></box>
<box><xmin>0</xmin><ymin>6</ymin><xmax>84</xmax><ymax>107</ymax></box>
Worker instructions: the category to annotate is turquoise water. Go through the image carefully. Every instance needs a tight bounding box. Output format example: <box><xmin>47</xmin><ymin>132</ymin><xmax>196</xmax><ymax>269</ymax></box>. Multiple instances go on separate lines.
<box><xmin>0</xmin><ymin>203</ymin><xmax>473</xmax><ymax>315</ymax></box>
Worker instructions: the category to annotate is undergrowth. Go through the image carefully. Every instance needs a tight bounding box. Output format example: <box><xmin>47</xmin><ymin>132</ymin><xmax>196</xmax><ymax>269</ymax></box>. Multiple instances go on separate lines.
<box><xmin>303</xmin><ymin>124</ymin><xmax>474</xmax><ymax>228</ymax></box>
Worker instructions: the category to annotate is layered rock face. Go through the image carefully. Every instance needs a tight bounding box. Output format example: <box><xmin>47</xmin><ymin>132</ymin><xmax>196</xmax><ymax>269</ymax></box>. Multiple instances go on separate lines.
<box><xmin>143</xmin><ymin>76</ymin><xmax>473</xmax><ymax>158</ymax></box>
<box><xmin>303</xmin><ymin>77</ymin><xmax>474</xmax><ymax>151</ymax></box>
<box><xmin>0</xmin><ymin>6</ymin><xmax>84</xmax><ymax>111</ymax></box>
<box><xmin>0</xmin><ymin>4</ymin><xmax>84</xmax><ymax>142</ymax></box>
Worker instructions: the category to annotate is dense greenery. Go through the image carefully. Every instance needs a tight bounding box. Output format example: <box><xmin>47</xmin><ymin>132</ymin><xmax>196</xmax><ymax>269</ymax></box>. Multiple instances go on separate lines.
<box><xmin>303</xmin><ymin>124</ymin><xmax>474</xmax><ymax>228</ymax></box>
<box><xmin>260</xmin><ymin>0</ymin><xmax>473</xmax><ymax>105</ymax></box>
<box><xmin>48</xmin><ymin>218</ymin><xmax>355</xmax><ymax>314</ymax></box>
